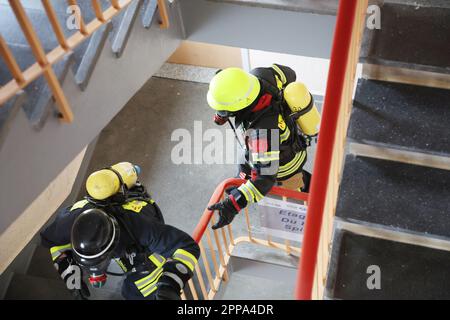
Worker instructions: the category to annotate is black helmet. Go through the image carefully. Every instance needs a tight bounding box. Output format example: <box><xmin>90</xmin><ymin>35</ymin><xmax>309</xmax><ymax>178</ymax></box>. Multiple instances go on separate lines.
<box><xmin>71</xmin><ymin>208</ymin><xmax>120</xmax><ymax>276</ymax></box>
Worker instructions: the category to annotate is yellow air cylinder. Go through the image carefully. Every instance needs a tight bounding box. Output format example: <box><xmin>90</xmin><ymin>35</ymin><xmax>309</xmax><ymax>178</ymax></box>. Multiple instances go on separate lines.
<box><xmin>86</xmin><ymin>162</ymin><xmax>139</xmax><ymax>200</ymax></box>
<box><xmin>283</xmin><ymin>82</ymin><xmax>321</xmax><ymax>136</ymax></box>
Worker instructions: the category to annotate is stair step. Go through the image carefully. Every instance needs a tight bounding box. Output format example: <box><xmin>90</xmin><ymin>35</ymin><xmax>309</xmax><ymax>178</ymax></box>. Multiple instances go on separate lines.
<box><xmin>336</xmin><ymin>155</ymin><xmax>450</xmax><ymax>238</ymax></box>
<box><xmin>73</xmin><ymin>22</ymin><xmax>112</xmax><ymax>90</ymax></box>
<box><xmin>21</xmin><ymin>51</ymin><xmax>73</xmax><ymax>130</ymax></box>
<box><xmin>0</xmin><ymin>44</ymin><xmax>74</xmax><ymax>129</ymax></box>
<box><xmin>217</xmin><ymin>256</ymin><xmax>296</xmax><ymax>300</ymax></box>
<box><xmin>326</xmin><ymin>229</ymin><xmax>450</xmax><ymax>299</ymax></box>
<box><xmin>141</xmin><ymin>0</ymin><xmax>159</xmax><ymax>29</ymax></box>
<box><xmin>348</xmin><ymin>79</ymin><xmax>450</xmax><ymax>158</ymax></box>
<box><xmin>231</xmin><ymin>241</ymin><xmax>299</xmax><ymax>269</ymax></box>
<box><xmin>4</xmin><ymin>273</ymin><xmax>73</xmax><ymax>300</ymax></box>
<box><xmin>207</xmin><ymin>0</ymin><xmax>338</xmax><ymax>15</ymax></box>
<box><xmin>50</xmin><ymin>0</ymin><xmax>113</xmax><ymax>89</ymax></box>
<box><xmin>229</xmin><ymin>255</ymin><xmax>297</xmax><ymax>283</ymax></box>
<box><xmin>111</xmin><ymin>0</ymin><xmax>143</xmax><ymax>58</ymax></box>
<box><xmin>360</xmin><ymin>2</ymin><xmax>450</xmax><ymax>74</ymax></box>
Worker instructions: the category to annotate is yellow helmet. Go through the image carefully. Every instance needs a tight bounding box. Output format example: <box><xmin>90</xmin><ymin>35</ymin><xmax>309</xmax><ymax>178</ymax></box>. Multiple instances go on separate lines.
<box><xmin>207</xmin><ymin>68</ymin><xmax>261</xmax><ymax>112</ymax></box>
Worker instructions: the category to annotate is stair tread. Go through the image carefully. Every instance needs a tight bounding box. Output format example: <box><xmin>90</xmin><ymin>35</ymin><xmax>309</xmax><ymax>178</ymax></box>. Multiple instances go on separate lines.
<box><xmin>4</xmin><ymin>273</ymin><xmax>74</xmax><ymax>300</ymax></box>
<box><xmin>220</xmin><ymin>262</ymin><xmax>295</xmax><ymax>300</ymax></box>
<box><xmin>73</xmin><ymin>22</ymin><xmax>112</xmax><ymax>90</ymax></box>
<box><xmin>111</xmin><ymin>0</ymin><xmax>142</xmax><ymax>57</ymax></box>
<box><xmin>46</xmin><ymin>0</ymin><xmax>113</xmax><ymax>82</ymax></box>
<box><xmin>327</xmin><ymin>229</ymin><xmax>450</xmax><ymax>299</ymax></box>
<box><xmin>230</xmin><ymin>255</ymin><xmax>297</xmax><ymax>282</ymax></box>
<box><xmin>361</xmin><ymin>3</ymin><xmax>450</xmax><ymax>73</ymax></box>
<box><xmin>348</xmin><ymin>79</ymin><xmax>450</xmax><ymax>156</ymax></box>
<box><xmin>141</xmin><ymin>0</ymin><xmax>158</xmax><ymax>28</ymax></box>
<box><xmin>336</xmin><ymin>155</ymin><xmax>450</xmax><ymax>238</ymax></box>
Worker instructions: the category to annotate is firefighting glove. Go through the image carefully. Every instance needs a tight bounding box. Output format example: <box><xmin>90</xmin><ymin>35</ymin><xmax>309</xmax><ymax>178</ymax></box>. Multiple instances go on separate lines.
<box><xmin>156</xmin><ymin>260</ymin><xmax>193</xmax><ymax>300</ymax></box>
<box><xmin>54</xmin><ymin>252</ymin><xmax>90</xmax><ymax>299</ymax></box>
<box><xmin>209</xmin><ymin>188</ymin><xmax>245</xmax><ymax>230</ymax></box>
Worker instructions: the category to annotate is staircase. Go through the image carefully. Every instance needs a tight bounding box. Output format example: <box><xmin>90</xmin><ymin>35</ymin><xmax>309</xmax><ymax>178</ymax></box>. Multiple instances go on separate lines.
<box><xmin>325</xmin><ymin>1</ymin><xmax>450</xmax><ymax>299</ymax></box>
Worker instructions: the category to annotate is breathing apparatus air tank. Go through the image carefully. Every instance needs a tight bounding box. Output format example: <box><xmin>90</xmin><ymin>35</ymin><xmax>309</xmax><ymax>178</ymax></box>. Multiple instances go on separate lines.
<box><xmin>283</xmin><ymin>82</ymin><xmax>321</xmax><ymax>136</ymax></box>
<box><xmin>86</xmin><ymin>162</ymin><xmax>141</xmax><ymax>200</ymax></box>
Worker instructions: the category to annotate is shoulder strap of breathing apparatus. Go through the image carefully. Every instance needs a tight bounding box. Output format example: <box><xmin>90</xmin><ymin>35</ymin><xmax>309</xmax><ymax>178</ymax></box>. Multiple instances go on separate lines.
<box><xmin>258</xmin><ymin>76</ymin><xmax>309</xmax><ymax>153</ymax></box>
<box><xmin>85</xmin><ymin>166</ymin><xmax>153</xmax><ymax>207</ymax></box>
<box><xmin>84</xmin><ymin>167</ymin><xmax>152</xmax><ymax>259</ymax></box>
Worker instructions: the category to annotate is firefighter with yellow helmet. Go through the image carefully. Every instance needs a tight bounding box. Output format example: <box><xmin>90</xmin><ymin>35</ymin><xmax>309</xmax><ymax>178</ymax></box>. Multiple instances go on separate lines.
<box><xmin>40</xmin><ymin>162</ymin><xmax>200</xmax><ymax>300</ymax></box>
<box><xmin>207</xmin><ymin>65</ymin><xmax>320</xmax><ymax>229</ymax></box>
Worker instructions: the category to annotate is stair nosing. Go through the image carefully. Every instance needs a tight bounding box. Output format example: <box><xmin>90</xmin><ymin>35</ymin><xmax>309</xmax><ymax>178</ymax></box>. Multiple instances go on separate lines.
<box><xmin>335</xmin><ymin>219</ymin><xmax>450</xmax><ymax>254</ymax></box>
<box><xmin>348</xmin><ymin>141</ymin><xmax>450</xmax><ymax>171</ymax></box>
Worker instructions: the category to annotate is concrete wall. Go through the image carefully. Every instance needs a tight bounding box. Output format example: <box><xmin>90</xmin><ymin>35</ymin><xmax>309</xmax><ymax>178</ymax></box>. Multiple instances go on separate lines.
<box><xmin>179</xmin><ymin>0</ymin><xmax>336</xmax><ymax>59</ymax></box>
<box><xmin>0</xmin><ymin>2</ymin><xmax>183</xmax><ymax>246</ymax></box>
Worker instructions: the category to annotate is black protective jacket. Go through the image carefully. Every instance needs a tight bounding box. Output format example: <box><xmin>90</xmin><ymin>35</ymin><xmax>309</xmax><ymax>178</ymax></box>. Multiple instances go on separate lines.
<box><xmin>234</xmin><ymin>64</ymin><xmax>308</xmax><ymax>207</ymax></box>
<box><xmin>41</xmin><ymin>194</ymin><xmax>200</xmax><ymax>299</ymax></box>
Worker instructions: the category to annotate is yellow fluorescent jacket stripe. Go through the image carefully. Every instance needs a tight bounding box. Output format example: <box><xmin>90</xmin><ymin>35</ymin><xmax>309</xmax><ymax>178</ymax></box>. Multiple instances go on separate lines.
<box><xmin>238</xmin><ymin>181</ymin><xmax>264</xmax><ymax>204</ymax></box>
<box><xmin>70</xmin><ymin>199</ymin><xmax>89</xmax><ymax>211</ymax></box>
<box><xmin>251</xmin><ymin>151</ymin><xmax>280</xmax><ymax>163</ymax></box>
<box><xmin>135</xmin><ymin>266</ymin><xmax>164</xmax><ymax>290</ymax></box>
<box><xmin>149</xmin><ymin>253</ymin><xmax>166</xmax><ymax>268</ymax></box>
<box><xmin>277</xmin><ymin>151</ymin><xmax>307</xmax><ymax>178</ymax></box>
<box><xmin>271</xmin><ymin>64</ymin><xmax>287</xmax><ymax>84</ymax></box>
<box><xmin>50</xmin><ymin>243</ymin><xmax>72</xmax><ymax>261</ymax></box>
<box><xmin>122</xmin><ymin>200</ymin><xmax>150</xmax><ymax>213</ymax></box>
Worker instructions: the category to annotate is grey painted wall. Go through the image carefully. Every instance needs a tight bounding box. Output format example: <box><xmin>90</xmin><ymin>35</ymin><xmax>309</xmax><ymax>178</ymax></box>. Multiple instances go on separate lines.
<box><xmin>0</xmin><ymin>2</ymin><xmax>184</xmax><ymax>235</ymax></box>
<box><xmin>179</xmin><ymin>0</ymin><xmax>336</xmax><ymax>59</ymax></box>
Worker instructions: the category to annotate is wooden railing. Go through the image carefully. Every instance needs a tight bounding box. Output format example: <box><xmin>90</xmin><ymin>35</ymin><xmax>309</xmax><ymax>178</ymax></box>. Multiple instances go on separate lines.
<box><xmin>185</xmin><ymin>178</ymin><xmax>308</xmax><ymax>300</ymax></box>
<box><xmin>0</xmin><ymin>0</ymin><xmax>170</xmax><ymax>123</ymax></box>
<box><xmin>296</xmin><ymin>0</ymin><xmax>368</xmax><ymax>300</ymax></box>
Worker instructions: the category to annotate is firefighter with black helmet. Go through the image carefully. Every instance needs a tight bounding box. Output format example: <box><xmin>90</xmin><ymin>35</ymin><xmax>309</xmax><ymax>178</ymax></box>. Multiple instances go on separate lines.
<box><xmin>207</xmin><ymin>65</ymin><xmax>320</xmax><ymax>230</ymax></box>
<box><xmin>41</xmin><ymin>162</ymin><xmax>200</xmax><ymax>300</ymax></box>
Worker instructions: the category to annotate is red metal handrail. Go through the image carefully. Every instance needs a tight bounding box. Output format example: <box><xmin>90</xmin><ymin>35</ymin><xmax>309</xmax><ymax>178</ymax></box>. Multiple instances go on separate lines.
<box><xmin>295</xmin><ymin>0</ymin><xmax>359</xmax><ymax>299</ymax></box>
<box><xmin>192</xmin><ymin>178</ymin><xmax>309</xmax><ymax>243</ymax></box>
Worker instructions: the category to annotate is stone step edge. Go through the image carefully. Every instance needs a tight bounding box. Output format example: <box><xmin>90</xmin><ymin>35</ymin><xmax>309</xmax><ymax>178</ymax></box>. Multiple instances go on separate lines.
<box><xmin>361</xmin><ymin>63</ymin><xmax>450</xmax><ymax>90</ymax></box>
<box><xmin>334</xmin><ymin>219</ymin><xmax>450</xmax><ymax>254</ymax></box>
<box><xmin>348</xmin><ymin>141</ymin><xmax>450</xmax><ymax>171</ymax></box>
